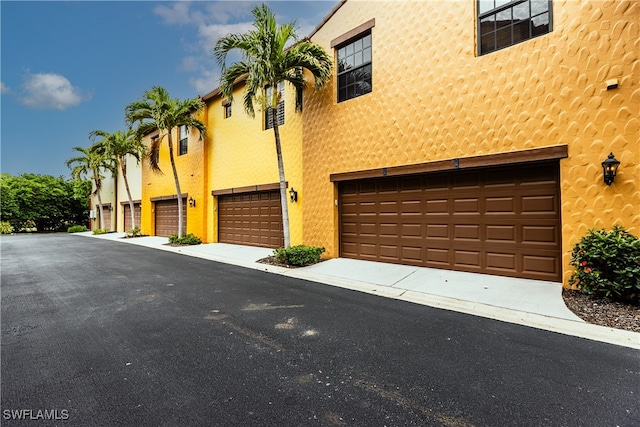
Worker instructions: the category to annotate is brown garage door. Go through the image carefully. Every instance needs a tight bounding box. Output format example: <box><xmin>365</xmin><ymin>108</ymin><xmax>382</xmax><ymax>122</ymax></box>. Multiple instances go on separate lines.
<box><xmin>339</xmin><ymin>162</ymin><xmax>561</xmax><ymax>281</ymax></box>
<box><xmin>97</xmin><ymin>204</ymin><xmax>112</xmax><ymax>231</ymax></box>
<box><xmin>123</xmin><ymin>203</ymin><xmax>142</xmax><ymax>231</ymax></box>
<box><xmin>155</xmin><ymin>199</ymin><xmax>186</xmax><ymax>237</ymax></box>
<box><xmin>218</xmin><ymin>191</ymin><xmax>284</xmax><ymax>248</ymax></box>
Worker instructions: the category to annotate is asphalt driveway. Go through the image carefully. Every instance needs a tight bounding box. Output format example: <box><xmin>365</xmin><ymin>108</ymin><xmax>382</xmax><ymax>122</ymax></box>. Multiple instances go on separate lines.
<box><xmin>2</xmin><ymin>234</ymin><xmax>639</xmax><ymax>426</ymax></box>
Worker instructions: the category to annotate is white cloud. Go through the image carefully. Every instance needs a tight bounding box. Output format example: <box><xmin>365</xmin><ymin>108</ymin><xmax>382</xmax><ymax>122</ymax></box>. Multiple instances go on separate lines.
<box><xmin>154</xmin><ymin>1</ymin><xmax>320</xmax><ymax>94</ymax></box>
<box><xmin>190</xmin><ymin>70</ymin><xmax>221</xmax><ymax>96</ymax></box>
<box><xmin>198</xmin><ymin>22</ymin><xmax>254</xmax><ymax>51</ymax></box>
<box><xmin>19</xmin><ymin>72</ymin><xmax>89</xmax><ymax>110</ymax></box>
<box><xmin>1</xmin><ymin>82</ymin><xmax>10</xmax><ymax>94</ymax></box>
<box><xmin>153</xmin><ymin>2</ymin><xmax>194</xmax><ymax>25</ymax></box>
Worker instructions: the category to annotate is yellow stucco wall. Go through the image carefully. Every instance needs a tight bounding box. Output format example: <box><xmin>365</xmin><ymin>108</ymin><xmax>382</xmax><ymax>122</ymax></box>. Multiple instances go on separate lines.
<box><xmin>303</xmin><ymin>0</ymin><xmax>639</xmax><ymax>285</ymax></box>
<box><xmin>140</xmin><ymin>124</ymin><xmax>209</xmax><ymax>239</ymax></box>
<box><xmin>206</xmin><ymin>82</ymin><xmax>304</xmax><ymax>245</ymax></box>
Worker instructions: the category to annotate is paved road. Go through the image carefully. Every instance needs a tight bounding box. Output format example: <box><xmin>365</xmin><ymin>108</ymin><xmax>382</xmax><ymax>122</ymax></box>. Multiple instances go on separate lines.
<box><xmin>2</xmin><ymin>234</ymin><xmax>638</xmax><ymax>426</ymax></box>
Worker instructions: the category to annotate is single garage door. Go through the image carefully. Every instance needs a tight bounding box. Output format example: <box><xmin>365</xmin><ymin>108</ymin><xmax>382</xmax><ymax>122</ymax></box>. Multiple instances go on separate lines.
<box><xmin>123</xmin><ymin>203</ymin><xmax>141</xmax><ymax>231</ymax></box>
<box><xmin>339</xmin><ymin>162</ymin><xmax>561</xmax><ymax>281</ymax></box>
<box><xmin>155</xmin><ymin>199</ymin><xmax>186</xmax><ymax>237</ymax></box>
<box><xmin>218</xmin><ymin>190</ymin><xmax>284</xmax><ymax>248</ymax></box>
<box><xmin>97</xmin><ymin>204</ymin><xmax>112</xmax><ymax>231</ymax></box>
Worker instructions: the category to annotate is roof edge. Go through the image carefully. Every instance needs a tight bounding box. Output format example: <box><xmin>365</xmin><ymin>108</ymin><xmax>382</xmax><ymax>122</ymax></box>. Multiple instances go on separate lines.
<box><xmin>306</xmin><ymin>0</ymin><xmax>347</xmax><ymax>40</ymax></box>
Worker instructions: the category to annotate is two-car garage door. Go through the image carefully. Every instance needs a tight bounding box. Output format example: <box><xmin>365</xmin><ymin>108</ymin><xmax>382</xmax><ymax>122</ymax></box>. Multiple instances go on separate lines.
<box><xmin>339</xmin><ymin>162</ymin><xmax>561</xmax><ymax>281</ymax></box>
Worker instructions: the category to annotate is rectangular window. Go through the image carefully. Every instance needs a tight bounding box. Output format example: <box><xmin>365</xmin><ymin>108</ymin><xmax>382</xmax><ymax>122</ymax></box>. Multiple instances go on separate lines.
<box><xmin>151</xmin><ymin>135</ymin><xmax>160</xmax><ymax>164</ymax></box>
<box><xmin>265</xmin><ymin>82</ymin><xmax>285</xmax><ymax>130</ymax></box>
<box><xmin>337</xmin><ymin>32</ymin><xmax>372</xmax><ymax>102</ymax></box>
<box><xmin>224</xmin><ymin>103</ymin><xmax>232</xmax><ymax>119</ymax></box>
<box><xmin>478</xmin><ymin>0</ymin><xmax>551</xmax><ymax>55</ymax></box>
<box><xmin>179</xmin><ymin>125</ymin><xmax>188</xmax><ymax>155</ymax></box>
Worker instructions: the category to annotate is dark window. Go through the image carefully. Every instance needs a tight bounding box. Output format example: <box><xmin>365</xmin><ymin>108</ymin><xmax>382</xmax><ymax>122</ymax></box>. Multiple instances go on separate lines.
<box><xmin>478</xmin><ymin>0</ymin><xmax>551</xmax><ymax>55</ymax></box>
<box><xmin>179</xmin><ymin>125</ymin><xmax>188</xmax><ymax>155</ymax></box>
<box><xmin>152</xmin><ymin>135</ymin><xmax>160</xmax><ymax>164</ymax></box>
<box><xmin>337</xmin><ymin>32</ymin><xmax>372</xmax><ymax>102</ymax></box>
<box><xmin>265</xmin><ymin>83</ymin><xmax>285</xmax><ymax>130</ymax></box>
<box><xmin>224</xmin><ymin>102</ymin><xmax>232</xmax><ymax>119</ymax></box>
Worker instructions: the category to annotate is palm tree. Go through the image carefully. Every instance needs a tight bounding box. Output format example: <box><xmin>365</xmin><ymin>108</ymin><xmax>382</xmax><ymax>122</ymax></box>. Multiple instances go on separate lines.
<box><xmin>90</xmin><ymin>129</ymin><xmax>146</xmax><ymax>232</ymax></box>
<box><xmin>214</xmin><ymin>4</ymin><xmax>332</xmax><ymax>248</ymax></box>
<box><xmin>66</xmin><ymin>144</ymin><xmax>116</xmax><ymax>231</ymax></box>
<box><xmin>125</xmin><ymin>86</ymin><xmax>206</xmax><ymax>238</ymax></box>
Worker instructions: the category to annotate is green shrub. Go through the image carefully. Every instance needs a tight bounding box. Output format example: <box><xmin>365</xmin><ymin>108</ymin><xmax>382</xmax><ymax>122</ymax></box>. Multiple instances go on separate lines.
<box><xmin>1</xmin><ymin>221</ymin><xmax>14</xmax><ymax>234</ymax></box>
<box><xmin>273</xmin><ymin>245</ymin><xmax>325</xmax><ymax>267</ymax></box>
<box><xmin>67</xmin><ymin>225</ymin><xmax>88</xmax><ymax>233</ymax></box>
<box><xmin>92</xmin><ymin>228</ymin><xmax>108</xmax><ymax>235</ymax></box>
<box><xmin>125</xmin><ymin>227</ymin><xmax>141</xmax><ymax>238</ymax></box>
<box><xmin>569</xmin><ymin>226</ymin><xmax>640</xmax><ymax>302</ymax></box>
<box><xmin>168</xmin><ymin>233</ymin><xmax>201</xmax><ymax>245</ymax></box>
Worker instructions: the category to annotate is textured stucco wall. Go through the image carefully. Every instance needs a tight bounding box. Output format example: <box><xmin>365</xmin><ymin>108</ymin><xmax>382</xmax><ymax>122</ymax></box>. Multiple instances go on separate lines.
<box><xmin>206</xmin><ymin>82</ymin><xmax>304</xmax><ymax>245</ymax></box>
<box><xmin>116</xmin><ymin>154</ymin><xmax>143</xmax><ymax>232</ymax></box>
<box><xmin>140</xmin><ymin>125</ymin><xmax>208</xmax><ymax>239</ymax></box>
<box><xmin>303</xmin><ymin>0</ymin><xmax>639</xmax><ymax>284</ymax></box>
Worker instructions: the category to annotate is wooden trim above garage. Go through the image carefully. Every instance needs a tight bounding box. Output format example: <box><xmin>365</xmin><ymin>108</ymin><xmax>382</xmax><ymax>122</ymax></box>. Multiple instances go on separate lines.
<box><xmin>330</xmin><ymin>145</ymin><xmax>568</xmax><ymax>182</ymax></box>
<box><xmin>120</xmin><ymin>199</ymin><xmax>142</xmax><ymax>205</ymax></box>
<box><xmin>150</xmin><ymin>194</ymin><xmax>188</xmax><ymax>202</ymax></box>
<box><xmin>212</xmin><ymin>182</ymin><xmax>287</xmax><ymax>196</ymax></box>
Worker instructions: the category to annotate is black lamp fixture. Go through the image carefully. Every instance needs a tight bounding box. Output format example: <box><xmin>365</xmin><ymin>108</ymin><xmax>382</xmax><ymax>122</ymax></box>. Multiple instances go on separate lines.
<box><xmin>188</xmin><ymin>197</ymin><xmax>196</xmax><ymax>207</ymax></box>
<box><xmin>601</xmin><ymin>152</ymin><xmax>620</xmax><ymax>186</ymax></box>
<box><xmin>289</xmin><ymin>187</ymin><xmax>298</xmax><ymax>203</ymax></box>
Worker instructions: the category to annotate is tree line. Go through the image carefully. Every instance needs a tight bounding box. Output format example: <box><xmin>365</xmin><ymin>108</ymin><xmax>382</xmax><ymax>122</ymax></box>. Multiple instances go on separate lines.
<box><xmin>0</xmin><ymin>173</ymin><xmax>91</xmax><ymax>232</ymax></box>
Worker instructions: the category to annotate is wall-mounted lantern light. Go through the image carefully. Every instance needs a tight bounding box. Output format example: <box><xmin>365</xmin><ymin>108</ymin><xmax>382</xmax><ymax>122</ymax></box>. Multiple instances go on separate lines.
<box><xmin>188</xmin><ymin>197</ymin><xmax>196</xmax><ymax>207</ymax></box>
<box><xmin>289</xmin><ymin>187</ymin><xmax>298</xmax><ymax>203</ymax></box>
<box><xmin>601</xmin><ymin>152</ymin><xmax>620</xmax><ymax>186</ymax></box>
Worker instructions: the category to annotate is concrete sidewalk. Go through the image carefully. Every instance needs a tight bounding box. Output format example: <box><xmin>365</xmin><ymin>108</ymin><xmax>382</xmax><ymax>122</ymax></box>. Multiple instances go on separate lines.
<box><xmin>78</xmin><ymin>232</ymin><xmax>639</xmax><ymax>349</ymax></box>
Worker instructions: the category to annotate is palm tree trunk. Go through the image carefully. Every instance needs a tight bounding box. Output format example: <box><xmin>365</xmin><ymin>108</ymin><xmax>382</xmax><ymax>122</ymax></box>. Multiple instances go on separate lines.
<box><xmin>272</xmin><ymin>110</ymin><xmax>291</xmax><ymax>248</ymax></box>
<box><xmin>96</xmin><ymin>191</ymin><xmax>105</xmax><ymax>231</ymax></box>
<box><xmin>167</xmin><ymin>131</ymin><xmax>184</xmax><ymax>238</ymax></box>
<box><xmin>120</xmin><ymin>159</ymin><xmax>136</xmax><ymax>230</ymax></box>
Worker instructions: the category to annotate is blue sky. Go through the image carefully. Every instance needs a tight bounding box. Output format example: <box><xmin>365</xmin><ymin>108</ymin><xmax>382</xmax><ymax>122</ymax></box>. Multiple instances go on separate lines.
<box><xmin>1</xmin><ymin>0</ymin><xmax>336</xmax><ymax>178</ymax></box>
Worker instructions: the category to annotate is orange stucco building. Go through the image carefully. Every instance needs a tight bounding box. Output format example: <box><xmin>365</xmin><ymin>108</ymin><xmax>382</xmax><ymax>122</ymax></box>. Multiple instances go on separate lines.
<box><xmin>302</xmin><ymin>0</ymin><xmax>639</xmax><ymax>284</ymax></box>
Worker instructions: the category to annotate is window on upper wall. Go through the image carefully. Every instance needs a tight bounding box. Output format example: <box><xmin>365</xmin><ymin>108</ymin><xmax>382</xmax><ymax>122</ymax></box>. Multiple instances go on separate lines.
<box><xmin>178</xmin><ymin>125</ymin><xmax>188</xmax><ymax>155</ymax></box>
<box><xmin>478</xmin><ymin>0</ymin><xmax>552</xmax><ymax>55</ymax></box>
<box><xmin>151</xmin><ymin>135</ymin><xmax>160</xmax><ymax>164</ymax></box>
<box><xmin>265</xmin><ymin>82</ymin><xmax>285</xmax><ymax>130</ymax></box>
<box><xmin>336</xmin><ymin>32</ymin><xmax>372</xmax><ymax>102</ymax></box>
<box><xmin>223</xmin><ymin>101</ymin><xmax>232</xmax><ymax>119</ymax></box>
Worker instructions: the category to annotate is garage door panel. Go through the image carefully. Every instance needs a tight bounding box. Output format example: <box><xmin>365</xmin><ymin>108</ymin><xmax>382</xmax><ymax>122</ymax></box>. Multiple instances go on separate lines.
<box><xmin>426</xmin><ymin>224</ymin><xmax>449</xmax><ymax>238</ymax></box>
<box><xmin>523</xmin><ymin>255</ymin><xmax>559</xmax><ymax>278</ymax></box>
<box><xmin>454</xmin><ymin>250</ymin><xmax>481</xmax><ymax>267</ymax></box>
<box><xmin>454</xmin><ymin>225</ymin><xmax>481</xmax><ymax>240</ymax></box>
<box><xmin>485</xmin><ymin>197</ymin><xmax>516</xmax><ymax>213</ymax></box>
<box><xmin>339</xmin><ymin>162</ymin><xmax>561</xmax><ymax>281</ymax></box>
<box><xmin>426</xmin><ymin>248</ymin><xmax>450</xmax><ymax>265</ymax></box>
<box><xmin>522</xmin><ymin>225</ymin><xmax>558</xmax><ymax>244</ymax></box>
<box><xmin>218</xmin><ymin>190</ymin><xmax>284</xmax><ymax>249</ymax></box>
<box><xmin>486</xmin><ymin>252</ymin><xmax>517</xmax><ymax>270</ymax></box>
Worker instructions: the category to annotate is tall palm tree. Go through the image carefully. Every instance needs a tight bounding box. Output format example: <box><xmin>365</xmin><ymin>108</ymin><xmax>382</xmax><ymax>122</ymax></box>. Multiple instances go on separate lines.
<box><xmin>90</xmin><ymin>129</ymin><xmax>146</xmax><ymax>232</ymax></box>
<box><xmin>125</xmin><ymin>86</ymin><xmax>206</xmax><ymax>238</ymax></box>
<box><xmin>66</xmin><ymin>144</ymin><xmax>116</xmax><ymax>231</ymax></box>
<box><xmin>214</xmin><ymin>4</ymin><xmax>332</xmax><ymax>248</ymax></box>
